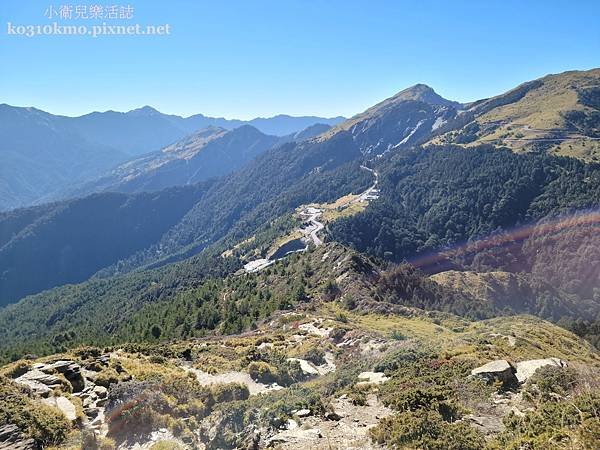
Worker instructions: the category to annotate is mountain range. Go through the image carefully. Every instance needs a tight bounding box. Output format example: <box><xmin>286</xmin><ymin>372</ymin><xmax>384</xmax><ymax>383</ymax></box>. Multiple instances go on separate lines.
<box><xmin>66</xmin><ymin>122</ymin><xmax>333</xmax><ymax>196</ymax></box>
<box><xmin>0</xmin><ymin>105</ymin><xmax>344</xmax><ymax>210</ymax></box>
<box><xmin>0</xmin><ymin>68</ymin><xmax>599</xmax><ymax>450</ymax></box>
<box><xmin>430</xmin><ymin>69</ymin><xmax>600</xmax><ymax>160</ymax></box>
<box><xmin>0</xmin><ymin>68</ymin><xmax>598</xmax><ymax>306</ymax></box>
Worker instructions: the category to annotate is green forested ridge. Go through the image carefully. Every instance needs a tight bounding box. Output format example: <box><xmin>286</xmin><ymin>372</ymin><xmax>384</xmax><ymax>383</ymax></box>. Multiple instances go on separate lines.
<box><xmin>1</xmin><ymin>240</ymin><xmax>596</xmax><ymax>364</ymax></box>
<box><xmin>4</xmin><ymin>70</ymin><xmax>598</xmax><ymax>311</ymax></box>
<box><xmin>0</xmin><ymin>78</ymin><xmax>463</xmax><ymax>299</ymax></box>
<box><xmin>1</xmin><ymin>71</ymin><xmax>600</xmax><ymax>450</ymax></box>
<box><xmin>77</xmin><ymin>125</ymin><xmax>281</xmax><ymax>195</ymax></box>
<box><xmin>0</xmin><ymin>249</ymin><xmax>239</xmax><ymax>362</ymax></box>
<box><xmin>0</xmin><ymin>183</ymin><xmax>212</xmax><ymax>306</ymax></box>
<box><xmin>330</xmin><ymin>145</ymin><xmax>600</xmax><ymax>302</ymax></box>
<box><xmin>1</xmin><ymin>144</ymin><xmax>599</xmax><ymax>364</ymax></box>
<box><xmin>0</xmin><ymin>131</ymin><xmax>371</xmax><ymax>305</ymax></box>
<box><xmin>0</xmin><ymin>103</ymin><xmax>344</xmax><ymax>210</ymax></box>
<box><xmin>97</xmin><ymin>132</ymin><xmax>371</xmax><ymax>275</ymax></box>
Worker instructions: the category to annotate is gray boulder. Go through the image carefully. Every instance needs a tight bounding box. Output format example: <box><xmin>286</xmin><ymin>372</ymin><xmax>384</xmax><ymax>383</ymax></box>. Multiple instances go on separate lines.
<box><xmin>41</xmin><ymin>396</ymin><xmax>78</xmax><ymax>422</ymax></box>
<box><xmin>14</xmin><ymin>369</ymin><xmax>63</xmax><ymax>396</ymax></box>
<box><xmin>515</xmin><ymin>358</ymin><xmax>567</xmax><ymax>383</ymax></box>
<box><xmin>93</xmin><ymin>385</ymin><xmax>108</xmax><ymax>399</ymax></box>
<box><xmin>42</xmin><ymin>361</ymin><xmax>85</xmax><ymax>392</ymax></box>
<box><xmin>0</xmin><ymin>424</ymin><xmax>37</xmax><ymax>450</ymax></box>
<box><xmin>471</xmin><ymin>360</ymin><xmax>516</xmax><ymax>384</ymax></box>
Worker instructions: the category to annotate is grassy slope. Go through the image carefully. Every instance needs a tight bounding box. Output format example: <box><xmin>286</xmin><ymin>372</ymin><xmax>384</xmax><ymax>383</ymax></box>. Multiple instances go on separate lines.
<box><xmin>430</xmin><ymin>69</ymin><xmax>600</xmax><ymax>161</ymax></box>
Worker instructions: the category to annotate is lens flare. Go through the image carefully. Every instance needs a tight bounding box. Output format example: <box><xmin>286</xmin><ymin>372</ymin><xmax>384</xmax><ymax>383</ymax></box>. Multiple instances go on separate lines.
<box><xmin>408</xmin><ymin>209</ymin><xmax>600</xmax><ymax>273</ymax></box>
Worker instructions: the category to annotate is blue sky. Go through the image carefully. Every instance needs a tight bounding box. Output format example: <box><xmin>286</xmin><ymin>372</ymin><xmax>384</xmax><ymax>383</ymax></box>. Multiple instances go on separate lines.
<box><xmin>1</xmin><ymin>0</ymin><xmax>598</xmax><ymax>119</ymax></box>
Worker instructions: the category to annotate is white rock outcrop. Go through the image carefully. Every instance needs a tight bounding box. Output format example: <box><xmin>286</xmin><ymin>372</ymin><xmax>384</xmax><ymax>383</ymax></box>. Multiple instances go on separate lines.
<box><xmin>42</xmin><ymin>396</ymin><xmax>78</xmax><ymax>422</ymax></box>
<box><xmin>515</xmin><ymin>358</ymin><xmax>567</xmax><ymax>383</ymax></box>
<box><xmin>356</xmin><ymin>371</ymin><xmax>389</xmax><ymax>386</ymax></box>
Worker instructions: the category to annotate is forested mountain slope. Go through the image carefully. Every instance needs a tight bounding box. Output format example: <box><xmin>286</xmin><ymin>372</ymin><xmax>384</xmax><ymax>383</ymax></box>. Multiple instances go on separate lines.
<box><xmin>0</xmin><ymin>105</ymin><xmax>127</xmax><ymax>211</ymax></box>
<box><xmin>71</xmin><ymin>125</ymin><xmax>279</xmax><ymax>195</ymax></box>
<box><xmin>1</xmin><ymin>142</ymin><xmax>599</xmax><ymax>359</ymax></box>
<box><xmin>68</xmin><ymin>123</ymin><xmax>332</xmax><ymax>197</ymax></box>
<box><xmin>0</xmin><ymin>183</ymin><xmax>212</xmax><ymax>305</ymax></box>
<box><xmin>5</xmin><ymin>79</ymin><xmax>442</xmax><ymax>303</ymax></box>
<box><xmin>0</xmin><ymin>135</ymin><xmax>371</xmax><ymax>305</ymax></box>
<box><xmin>1</xmin><ymin>72</ymin><xmax>599</xmax><ymax>450</ymax></box>
<box><xmin>330</xmin><ymin>145</ymin><xmax>600</xmax><ymax>302</ymax></box>
<box><xmin>2</xmin><ymin>72</ymin><xmax>599</xmax><ymax>307</ymax></box>
<box><xmin>1</xmin><ymin>241</ymin><xmax>594</xmax><ymax>364</ymax></box>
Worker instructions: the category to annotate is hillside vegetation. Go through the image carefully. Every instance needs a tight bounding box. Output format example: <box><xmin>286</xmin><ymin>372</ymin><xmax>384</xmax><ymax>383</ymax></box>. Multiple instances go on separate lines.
<box><xmin>1</xmin><ymin>69</ymin><xmax>600</xmax><ymax>449</ymax></box>
<box><xmin>330</xmin><ymin>145</ymin><xmax>600</xmax><ymax>304</ymax></box>
<box><xmin>1</xmin><ymin>293</ymin><xmax>598</xmax><ymax>449</ymax></box>
<box><xmin>430</xmin><ymin>69</ymin><xmax>600</xmax><ymax>161</ymax></box>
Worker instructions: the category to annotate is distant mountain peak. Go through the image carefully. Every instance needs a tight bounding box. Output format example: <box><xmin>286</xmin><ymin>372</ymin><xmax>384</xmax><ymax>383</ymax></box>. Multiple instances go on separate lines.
<box><xmin>231</xmin><ymin>124</ymin><xmax>266</xmax><ymax>135</ymax></box>
<box><xmin>389</xmin><ymin>84</ymin><xmax>461</xmax><ymax>108</ymax></box>
<box><xmin>127</xmin><ymin>105</ymin><xmax>161</xmax><ymax>116</ymax></box>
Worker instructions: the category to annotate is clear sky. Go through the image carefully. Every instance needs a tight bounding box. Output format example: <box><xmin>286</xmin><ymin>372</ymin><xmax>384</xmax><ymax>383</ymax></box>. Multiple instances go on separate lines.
<box><xmin>1</xmin><ymin>0</ymin><xmax>598</xmax><ymax>119</ymax></box>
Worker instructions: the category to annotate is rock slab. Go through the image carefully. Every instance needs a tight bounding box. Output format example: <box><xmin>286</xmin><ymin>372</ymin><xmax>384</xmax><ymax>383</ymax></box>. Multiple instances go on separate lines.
<box><xmin>471</xmin><ymin>359</ymin><xmax>516</xmax><ymax>383</ymax></box>
<box><xmin>515</xmin><ymin>358</ymin><xmax>567</xmax><ymax>383</ymax></box>
<box><xmin>0</xmin><ymin>424</ymin><xmax>37</xmax><ymax>450</ymax></box>
<box><xmin>42</xmin><ymin>396</ymin><xmax>78</xmax><ymax>422</ymax></box>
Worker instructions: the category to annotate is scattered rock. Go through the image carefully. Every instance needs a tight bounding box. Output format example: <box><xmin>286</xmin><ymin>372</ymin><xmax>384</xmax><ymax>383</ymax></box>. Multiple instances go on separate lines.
<box><xmin>357</xmin><ymin>371</ymin><xmax>389</xmax><ymax>386</ymax></box>
<box><xmin>48</xmin><ymin>361</ymin><xmax>85</xmax><ymax>393</ymax></box>
<box><xmin>466</xmin><ymin>414</ymin><xmax>505</xmax><ymax>434</ymax></box>
<box><xmin>0</xmin><ymin>424</ymin><xmax>37</xmax><ymax>450</ymax></box>
<box><xmin>296</xmin><ymin>409</ymin><xmax>311</xmax><ymax>417</ymax></box>
<box><xmin>14</xmin><ymin>369</ymin><xmax>63</xmax><ymax>396</ymax></box>
<box><xmin>266</xmin><ymin>394</ymin><xmax>391</xmax><ymax>449</ymax></box>
<box><xmin>81</xmin><ymin>368</ymin><xmax>99</xmax><ymax>381</ymax></box>
<box><xmin>287</xmin><ymin>358</ymin><xmax>320</xmax><ymax>376</ymax></box>
<box><xmin>325</xmin><ymin>411</ymin><xmax>343</xmax><ymax>421</ymax></box>
<box><xmin>298</xmin><ymin>321</ymin><xmax>331</xmax><ymax>337</ymax></box>
<box><xmin>318</xmin><ymin>352</ymin><xmax>337</xmax><ymax>375</ymax></box>
<box><xmin>85</xmin><ymin>407</ymin><xmax>100</xmax><ymax>419</ymax></box>
<box><xmin>515</xmin><ymin>358</ymin><xmax>567</xmax><ymax>383</ymax></box>
<box><xmin>42</xmin><ymin>396</ymin><xmax>78</xmax><ymax>422</ymax></box>
<box><xmin>93</xmin><ymin>385</ymin><xmax>108</xmax><ymax>398</ymax></box>
<box><xmin>266</xmin><ymin>428</ymin><xmax>322</xmax><ymax>447</ymax></box>
<box><xmin>257</xmin><ymin>342</ymin><xmax>274</xmax><ymax>350</ymax></box>
<box><xmin>183</xmin><ymin>365</ymin><xmax>283</xmax><ymax>395</ymax></box>
<box><xmin>471</xmin><ymin>360</ymin><xmax>516</xmax><ymax>384</ymax></box>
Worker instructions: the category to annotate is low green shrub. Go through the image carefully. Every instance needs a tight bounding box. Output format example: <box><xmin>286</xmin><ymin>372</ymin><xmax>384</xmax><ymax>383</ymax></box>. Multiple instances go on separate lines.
<box><xmin>0</xmin><ymin>377</ymin><xmax>71</xmax><ymax>447</ymax></box>
<box><xmin>489</xmin><ymin>391</ymin><xmax>600</xmax><ymax>449</ymax></box>
<box><xmin>370</xmin><ymin>409</ymin><xmax>485</xmax><ymax>450</ymax></box>
<box><xmin>523</xmin><ymin>365</ymin><xmax>578</xmax><ymax>402</ymax></box>
<box><xmin>248</xmin><ymin>361</ymin><xmax>277</xmax><ymax>384</ymax></box>
<box><xmin>211</xmin><ymin>383</ymin><xmax>250</xmax><ymax>403</ymax></box>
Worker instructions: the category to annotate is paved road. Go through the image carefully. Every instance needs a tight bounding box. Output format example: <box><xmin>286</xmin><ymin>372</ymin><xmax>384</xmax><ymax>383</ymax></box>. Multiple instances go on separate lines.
<box><xmin>357</xmin><ymin>165</ymin><xmax>379</xmax><ymax>202</ymax></box>
<box><xmin>301</xmin><ymin>207</ymin><xmax>324</xmax><ymax>246</ymax></box>
<box><xmin>301</xmin><ymin>165</ymin><xmax>379</xmax><ymax>247</ymax></box>
<box><xmin>244</xmin><ymin>165</ymin><xmax>379</xmax><ymax>271</ymax></box>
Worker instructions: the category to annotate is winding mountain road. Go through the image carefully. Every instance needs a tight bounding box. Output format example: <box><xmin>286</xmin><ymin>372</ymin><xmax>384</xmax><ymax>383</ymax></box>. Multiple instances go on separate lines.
<box><xmin>357</xmin><ymin>165</ymin><xmax>379</xmax><ymax>203</ymax></box>
<box><xmin>299</xmin><ymin>207</ymin><xmax>325</xmax><ymax>246</ymax></box>
<box><xmin>244</xmin><ymin>165</ymin><xmax>379</xmax><ymax>272</ymax></box>
<box><xmin>299</xmin><ymin>164</ymin><xmax>379</xmax><ymax>247</ymax></box>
